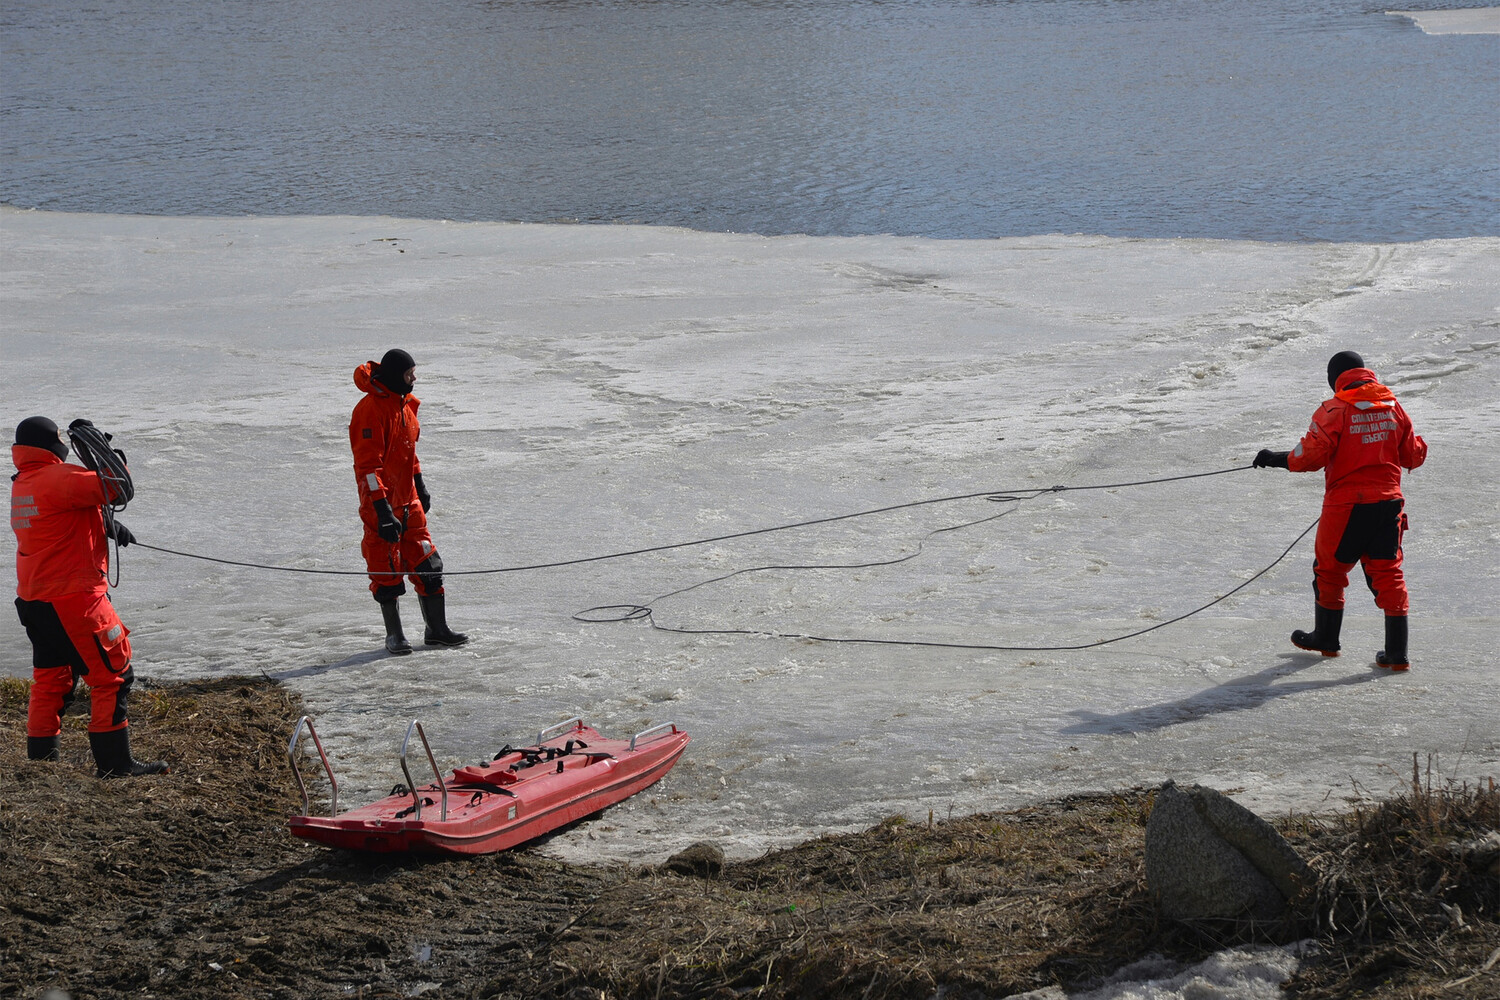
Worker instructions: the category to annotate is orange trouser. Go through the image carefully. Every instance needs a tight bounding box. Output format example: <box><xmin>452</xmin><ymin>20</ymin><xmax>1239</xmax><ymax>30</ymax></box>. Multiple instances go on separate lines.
<box><xmin>359</xmin><ymin>501</ymin><xmax>444</xmax><ymax>600</ymax></box>
<box><xmin>15</xmin><ymin>591</ymin><xmax>134</xmax><ymax>736</ymax></box>
<box><xmin>1312</xmin><ymin>498</ymin><xmax>1409</xmax><ymax>614</ymax></box>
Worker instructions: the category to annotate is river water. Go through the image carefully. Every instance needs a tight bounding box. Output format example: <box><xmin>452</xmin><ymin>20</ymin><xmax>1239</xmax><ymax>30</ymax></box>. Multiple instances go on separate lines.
<box><xmin>3</xmin><ymin>0</ymin><xmax>1497</xmax><ymax>240</ymax></box>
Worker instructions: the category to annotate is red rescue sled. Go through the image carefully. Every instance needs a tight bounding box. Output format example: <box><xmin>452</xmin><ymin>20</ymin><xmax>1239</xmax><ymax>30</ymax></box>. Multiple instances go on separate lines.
<box><xmin>286</xmin><ymin>715</ymin><xmax>689</xmax><ymax>856</ymax></box>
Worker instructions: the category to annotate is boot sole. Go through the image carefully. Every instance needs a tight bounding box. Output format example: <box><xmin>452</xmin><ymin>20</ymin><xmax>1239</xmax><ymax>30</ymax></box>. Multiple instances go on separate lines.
<box><xmin>424</xmin><ymin>637</ymin><xmax>469</xmax><ymax>647</ymax></box>
<box><xmin>98</xmin><ymin>764</ymin><xmax>171</xmax><ymax>778</ymax></box>
<box><xmin>386</xmin><ymin>644</ymin><xmax>413</xmax><ymax>656</ymax></box>
<box><xmin>1291</xmin><ymin>641</ymin><xmax>1340</xmax><ymax>657</ymax></box>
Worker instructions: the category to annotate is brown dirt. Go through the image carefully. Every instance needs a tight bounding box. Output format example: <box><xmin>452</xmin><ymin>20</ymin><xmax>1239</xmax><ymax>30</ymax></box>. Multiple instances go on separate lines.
<box><xmin>1</xmin><ymin>676</ymin><xmax>1494</xmax><ymax>1000</ymax></box>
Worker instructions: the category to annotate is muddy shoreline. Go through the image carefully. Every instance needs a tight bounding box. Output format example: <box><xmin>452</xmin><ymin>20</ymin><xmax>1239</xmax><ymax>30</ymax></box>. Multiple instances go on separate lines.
<box><xmin>1</xmin><ymin>677</ymin><xmax>1494</xmax><ymax>1000</ymax></box>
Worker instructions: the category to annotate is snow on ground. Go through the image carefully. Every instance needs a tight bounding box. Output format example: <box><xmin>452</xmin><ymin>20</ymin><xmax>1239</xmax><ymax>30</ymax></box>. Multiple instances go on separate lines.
<box><xmin>1005</xmin><ymin>942</ymin><xmax>1312</xmax><ymax>999</ymax></box>
<box><xmin>3</xmin><ymin>208</ymin><xmax>1497</xmax><ymax>867</ymax></box>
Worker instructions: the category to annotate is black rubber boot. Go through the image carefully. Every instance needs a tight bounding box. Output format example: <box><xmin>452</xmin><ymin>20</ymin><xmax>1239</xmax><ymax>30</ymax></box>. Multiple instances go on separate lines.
<box><xmin>418</xmin><ymin>594</ymin><xmax>469</xmax><ymax>647</ymax></box>
<box><xmin>1377</xmin><ymin>615</ymin><xmax>1410</xmax><ymax>671</ymax></box>
<box><xmin>1291</xmin><ymin>605</ymin><xmax>1342</xmax><ymax>657</ymax></box>
<box><xmin>89</xmin><ymin>729</ymin><xmax>169</xmax><ymax>778</ymax></box>
<box><xmin>381</xmin><ymin>600</ymin><xmax>413</xmax><ymax>656</ymax></box>
<box><xmin>27</xmin><ymin>735</ymin><xmax>60</xmax><ymax>761</ymax></box>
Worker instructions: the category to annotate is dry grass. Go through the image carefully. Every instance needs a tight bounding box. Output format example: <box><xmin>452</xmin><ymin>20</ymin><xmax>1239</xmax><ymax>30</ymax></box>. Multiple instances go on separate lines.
<box><xmin>2</xmin><ymin>677</ymin><xmax>1494</xmax><ymax>999</ymax></box>
<box><xmin>1286</xmin><ymin>757</ymin><xmax>1500</xmax><ymax>999</ymax></box>
<box><xmin>551</xmin><ymin>792</ymin><xmax>1186</xmax><ymax>999</ymax></box>
<box><xmin>544</xmin><ymin>761</ymin><xmax>1498</xmax><ymax>1000</ymax></box>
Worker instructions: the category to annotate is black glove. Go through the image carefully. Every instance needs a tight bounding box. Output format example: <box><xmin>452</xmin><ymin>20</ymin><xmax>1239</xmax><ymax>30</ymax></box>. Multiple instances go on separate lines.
<box><xmin>414</xmin><ymin>473</ymin><xmax>431</xmax><ymax>514</ymax></box>
<box><xmin>1253</xmin><ymin>449</ymin><xmax>1290</xmax><ymax>469</ymax></box>
<box><xmin>108</xmin><ymin>521</ymin><xmax>136</xmax><ymax>547</ymax></box>
<box><xmin>373</xmin><ymin>499</ymin><xmax>402</xmax><ymax>543</ymax></box>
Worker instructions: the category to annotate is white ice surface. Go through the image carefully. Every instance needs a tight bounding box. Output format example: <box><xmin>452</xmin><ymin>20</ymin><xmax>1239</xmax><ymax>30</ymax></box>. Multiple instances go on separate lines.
<box><xmin>3</xmin><ymin>209</ymin><xmax>1497</xmax><ymax>871</ymax></box>
<box><xmin>1388</xmin><ymin>9</ymin><xmax>1500</xmax><ymax>35</ymax></box>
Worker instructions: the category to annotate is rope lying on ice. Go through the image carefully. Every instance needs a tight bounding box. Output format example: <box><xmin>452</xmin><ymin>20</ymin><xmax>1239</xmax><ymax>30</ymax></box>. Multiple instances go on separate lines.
<box><xmin>577</xmin><ymin>514</ymin><xmax>1322</xmax><ymax>653</ymax></box>
<box><xmin>133</xmin><ymin>464</ymin><xmax>1255</xmax><ymax>577</ymax></box>
<box><xmin>132</xmin><ymin>464</ymin><xmax>1317</xmax><ymax>650</ymax></box>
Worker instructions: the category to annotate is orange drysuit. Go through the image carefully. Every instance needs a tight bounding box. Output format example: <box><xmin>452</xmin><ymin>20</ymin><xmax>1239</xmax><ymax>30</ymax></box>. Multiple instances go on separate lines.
<box><xmin>1288</xmin><ymin>368</ymin><xmax>1427</xmax><ymax>613</ymax></box>
<box><xmin>349</xmin><ymin>361</ymin><xmax>443</xmax><ymax>599</ymax></box>
<box><xmin>10</xmin><ymin>444</ymin><xmax>135</xmax><ymax>737</ymax></box>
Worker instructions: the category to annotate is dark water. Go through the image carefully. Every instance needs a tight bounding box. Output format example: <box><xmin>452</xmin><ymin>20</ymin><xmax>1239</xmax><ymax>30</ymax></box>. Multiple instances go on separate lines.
<box><xmin>2</xmin><ymin>0</ymin><xmax>1496</xmax><ymax>240</ymax></box>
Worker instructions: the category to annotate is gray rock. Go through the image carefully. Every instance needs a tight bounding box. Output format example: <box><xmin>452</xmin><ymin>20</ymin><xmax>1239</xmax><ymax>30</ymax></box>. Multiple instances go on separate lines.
<box><xmin>664</xmin><ymin>841</ymin><xmax>724</xmax><ymax>879</ymax></box>
<box><xmin>1145</xmin><ymin>780</ymin><xmax>1314</xmax><ymax>923</ymax></box>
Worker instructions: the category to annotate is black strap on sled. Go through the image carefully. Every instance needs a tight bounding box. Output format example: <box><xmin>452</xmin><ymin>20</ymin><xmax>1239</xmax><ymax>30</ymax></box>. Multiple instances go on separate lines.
<box><xmin>492</xmin><ymin>737</ymin><xmax>596</xmax><ymax>771</ymax></box>
<box><xmin>395</xmin><ymin>796</ymin><xmax>435</xmax><ymax>819</ymax></box>
<box><xmin>454</xmin><ymin>781</ymin><xmax>517</xmax><ymax>799</ymax></box>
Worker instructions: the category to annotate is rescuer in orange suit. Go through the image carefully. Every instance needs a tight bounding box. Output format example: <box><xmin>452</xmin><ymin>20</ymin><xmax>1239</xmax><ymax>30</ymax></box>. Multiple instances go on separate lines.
<box><xmin>10</xmin><ymin>416</ymin><xmax>168</xmax><ymax>777</ymax></box>
<box><xmin>350</xmin><ymin>349</ymin><xmax>468</xmax><ymax>655</ymax></box>
<box><xmin>1253</xmin><ymin>351</ymin><xmax>1427</xmax><ymax>670</ymax></box>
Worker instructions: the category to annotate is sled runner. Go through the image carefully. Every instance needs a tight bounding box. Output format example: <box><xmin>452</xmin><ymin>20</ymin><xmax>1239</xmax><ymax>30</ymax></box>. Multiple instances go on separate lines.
<box><xmin>286</xmin><ymin>715</ymin><xmax>689</xmax><ymax>855</ymax></box>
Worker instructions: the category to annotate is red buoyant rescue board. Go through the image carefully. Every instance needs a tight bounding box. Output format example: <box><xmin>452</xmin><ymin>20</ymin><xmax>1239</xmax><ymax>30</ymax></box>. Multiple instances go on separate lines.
<box><xmin>287</xmin><ymin>716</ymin><xmax>689</xmax><ymax>856</ymax></box>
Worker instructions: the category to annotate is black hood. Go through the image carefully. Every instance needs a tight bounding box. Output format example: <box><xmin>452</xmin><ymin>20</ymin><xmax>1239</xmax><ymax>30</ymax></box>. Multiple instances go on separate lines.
<box><xmin>15</xmin><ymin>416</ymin><xmax>69</xmax><ymax>460</ymax></box>
<box><xmin>375</xmin><ymin>349</ymin><xmax>416</xmax><ymax>396</ymax></box>
<box><xmin>1327</xmin><ymin>350</ymin><xmax>1364</xmax><ymax>390</ymax></box>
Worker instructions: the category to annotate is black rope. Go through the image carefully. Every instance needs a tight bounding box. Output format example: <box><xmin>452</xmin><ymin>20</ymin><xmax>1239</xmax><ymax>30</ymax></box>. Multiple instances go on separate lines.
<box><xmin>575</xmin><ymin>491</ymin><xmax>1023</xmax><ymax>621</ymax></box>
<box><xmin>574</xmin><ymin>465</ymin><xmax>1316</xmax><ymax>651</ymax></box>
<box><xmin>587</xmin><ymin>516</ymin><xmax>1320</xmax><ymax>652</ymax></box>
<box><xmin>133</xmin><ymin>464</ymin><xmax>1256</xmax><ymax>577</ymax></box>
<box><xmin>68</xmin><ymin>423</ymin><xmax>134</xmax><ymax>589</ymax></box>
<box><xmin>123</xmin><ymin>462</ymin><xmax>1298</xmax><ymax>651</ymax></box>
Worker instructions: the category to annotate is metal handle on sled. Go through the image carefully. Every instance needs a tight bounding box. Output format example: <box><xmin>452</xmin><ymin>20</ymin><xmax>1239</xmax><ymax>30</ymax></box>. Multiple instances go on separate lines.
<box><xmin>400</xmin><ymin>720</ymin><xmax>448</xmax><ymax>822</ymax></box>
<box><xmin>629</xmin><ymin>722</ymin><xmax>678</xmax><ymax>752</ymax></box>
<box><xmin>287</xmin><ymin>715</ymin><xmax>338</xmax><ymax>817</ymax></box>
<box><xmin>537</xmin><ymin>716</ymin><xmax>584</xmax><ymax>746</ymax></box>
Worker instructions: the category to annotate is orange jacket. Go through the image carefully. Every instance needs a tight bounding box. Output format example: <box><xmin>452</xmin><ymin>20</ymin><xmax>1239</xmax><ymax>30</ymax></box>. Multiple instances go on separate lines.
<box><xmin>349</xmin><ymin>361</ymin><xmax>422</xmax><ymax>513</ymax></box>
<box><xmin>1288</xmin><ymin>368</ymin><xmax>1426</xmax><ymax>504</ymax></box>
<box><xmin>10</xmin><ymin>445</ymin><xmax>112</xmax><ymax>601</ymax></box>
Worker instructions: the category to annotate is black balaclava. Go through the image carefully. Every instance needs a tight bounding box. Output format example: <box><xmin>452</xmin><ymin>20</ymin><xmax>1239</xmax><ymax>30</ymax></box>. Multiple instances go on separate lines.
<box><xmin>375</xmin><ymin>349</ymin><xmax>416</xmax><ymax>396</ymax></box>
<box><xmin>15</xmin><ymin>416</ymin><xmax>69</xmax><ymax>460</ymax></box>
<box><xmin>1327</xmin><ymin>350</ymin><xmax>1365</xmax><ymax>390</ymax></box>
